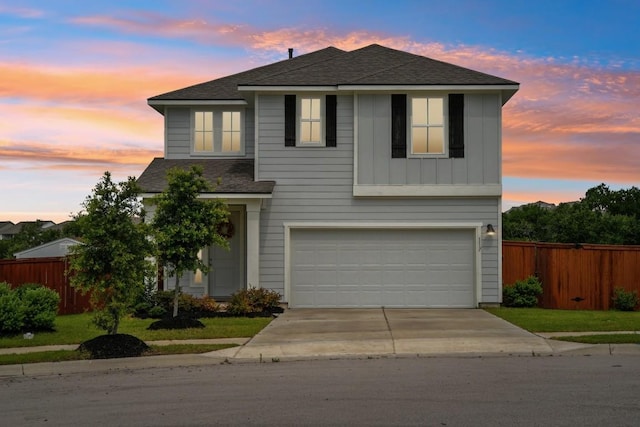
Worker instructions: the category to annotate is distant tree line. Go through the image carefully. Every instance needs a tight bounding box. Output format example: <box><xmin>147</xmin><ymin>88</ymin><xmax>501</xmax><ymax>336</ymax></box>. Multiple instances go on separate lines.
<box><xmin>503</xmin><ymin>184</ymin><xmax>640</xmax><ymax>245</ymax></box>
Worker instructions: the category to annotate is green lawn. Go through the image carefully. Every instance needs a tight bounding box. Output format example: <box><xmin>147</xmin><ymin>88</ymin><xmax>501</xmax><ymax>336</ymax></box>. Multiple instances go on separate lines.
<box><xmin>485</xmin><ymin>307</ymin><xmax>640</xmax><ymax>333</ymax></box>
<box><xmin>555</xmin><ymin>334</ymin><xmax>640</xmax><ymax>345</ymax></box>
<box><xmin>0</xmin><ymin>313</ymin><xmax>272</xmax><ymax>349</ymax></box>
<box><xmin>0</xmin><ymin>343</ymin><xmax>237</xmax><ymax>366</ymax></box>
<box><xmin>485</xmin><ymin>308</ymin><xmax>640</xmax><ymax>344</ymax></box>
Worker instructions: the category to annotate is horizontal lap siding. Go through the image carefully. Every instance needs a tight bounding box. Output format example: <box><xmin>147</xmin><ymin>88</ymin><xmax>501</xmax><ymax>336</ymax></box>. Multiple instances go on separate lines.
<box><xmin>257</xmin><ymin>94</ymin><xmax>500</xmax><ymax>302</ymax></box>
<box><xmin>165</xmin><ymin>107</ymin><xmax>255</xmax><ymax>159</ymax></box>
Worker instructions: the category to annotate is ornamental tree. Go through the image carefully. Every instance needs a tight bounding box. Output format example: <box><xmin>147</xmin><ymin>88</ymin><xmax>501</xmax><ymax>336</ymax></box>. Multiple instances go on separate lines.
<box><xmin>150</xmin><ymin>166</ymin><xmax>229</xmax><ymax>318</ymax></box>
<box><xmin>68</xmin><ymin>172</ymin><xmax>154</xmax><ymax>335</ymax></box>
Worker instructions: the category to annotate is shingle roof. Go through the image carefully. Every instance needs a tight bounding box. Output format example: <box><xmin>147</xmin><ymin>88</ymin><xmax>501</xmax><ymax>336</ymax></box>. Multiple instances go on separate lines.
<box><xmin>149</xmin><ymin>44</ymin><xmax>517</xmax><ymax>103</ymax></box>
<box><xmin>136</xmin><ymin>158</ymin><xmax>275</xmax><ymax>194</ymax></box>
<box><xmin>149</xmin><ymin>47</ymin><xmax>345</xmax><ymax>101</ymax></box>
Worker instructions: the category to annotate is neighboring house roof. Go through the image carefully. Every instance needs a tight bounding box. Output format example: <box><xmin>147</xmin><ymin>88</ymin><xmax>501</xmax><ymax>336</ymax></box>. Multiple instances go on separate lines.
<box><xmin>0</xmin><ymin>221</ymin><xmax>14</xmax><ymax>238</ymax></box>
<box><xmin>148</xmin><ymin>44</ymin><xmax>519</xmax><ymax>109</ymax></box>
<box><xmin>13</xmin><ymin>237</ymin><xmax>81</xmax><ymax>259</ymax></box>
<box><xmin>1</xmin><ymin>220</ymin><xmax>55</xmax><ymax>236</ymax></box>
<box><xmin>137</xmin><ymin>158</ymin><xmax>276</xmax><ymax>194</ymax></box>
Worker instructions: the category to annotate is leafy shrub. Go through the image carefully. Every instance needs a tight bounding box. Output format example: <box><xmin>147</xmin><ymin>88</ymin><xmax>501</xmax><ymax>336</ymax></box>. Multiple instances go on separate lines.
<box><xmin>502</xmin><ymin>276</ymin><xmax>543</xmax><ymax>308</ymax></box>
<box><xmin>0</xmin><ymin>281</ymin><xmax>11</xmax><ymax>296</ymax></box>
<box><xmin>0</xmin><ymin>283</ymin><xmax>60</xmax><ymax>334</ymax></box>
<box><xmin>227</xmin><ymin>288</ymin><xmax>281</xmax><ymax>316</ymax></box>
<box><xmin>0</xmin><ymin>291</ymin><xmax>25</xmax><ymax>335</ymax></box>
<box><xmin>148</xmin><ymin>305</ymin><xmax>168</xmax><ymax>318</ymax></box>
<box><xmin>612</xmin><ymin>287</ymin><xmax>639</xmax><ymax>311</ymax></box>
<box><xmin>134</xmin><ymin>290</ymin><xmax>219</xmax><ymax>318</ymax></box>
<box><xmin>20</xmin><ymin>285</ymin><xmax>60</xmax><ymax>331</ymax></box>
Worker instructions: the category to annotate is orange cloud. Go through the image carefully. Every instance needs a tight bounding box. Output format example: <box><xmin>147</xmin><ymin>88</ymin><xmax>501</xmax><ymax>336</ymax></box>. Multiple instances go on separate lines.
<box><xmin>5</xmin><ymin>16</ymin><xmax>640</xmax><ymax>189</ymax></box>
<box><xmin>0</xmin><ymin>139</ymin><xmax>160</xmax><ymax>168</ymax></box>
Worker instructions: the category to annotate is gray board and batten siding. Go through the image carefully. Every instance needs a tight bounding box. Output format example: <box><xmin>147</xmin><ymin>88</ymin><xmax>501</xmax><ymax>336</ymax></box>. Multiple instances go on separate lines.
<box><xmin>256</xmin><ymin>93</ymin><xmax>501</xmax><ymax>305</ymax></box>
<box><xmin>357</xmin><ymin>93</ymin><xmax>500</xmax><ymax>186</ymax></box>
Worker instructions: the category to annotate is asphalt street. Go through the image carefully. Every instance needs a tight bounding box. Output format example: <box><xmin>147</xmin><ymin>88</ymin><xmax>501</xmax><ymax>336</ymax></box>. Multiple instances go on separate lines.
<box><xmin>2</xmin><ymin>355</ymin><xmax>639</xmax><ymax>426</ymax></box>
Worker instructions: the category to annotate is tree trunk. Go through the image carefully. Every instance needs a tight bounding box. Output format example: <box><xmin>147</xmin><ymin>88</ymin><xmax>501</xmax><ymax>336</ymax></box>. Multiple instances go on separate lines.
<box><xmin>173</xmin><ymin>275</ymin><xmax>181</xmax><ymax>318</ymax></box>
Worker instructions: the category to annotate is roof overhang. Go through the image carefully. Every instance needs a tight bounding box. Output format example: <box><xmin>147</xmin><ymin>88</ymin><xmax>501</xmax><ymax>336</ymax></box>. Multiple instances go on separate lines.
<box><xmin>140</xmin><ymin>192</ymin><xmax>273</xmax><ymax>199</ymax></box>
<box><xmin>147</xmin><ymin>99</ymin><xmax>248</xmax><ymax>114</ymax></box>
<box><xmin>237</xmin><ymin>84</ymin><xmax>519</xmax><ymax>104</ymax></box>
<box><xmin>238</xmin><ymin>85</ymin><xmax>338</xmax><ymax>92</ymax></box>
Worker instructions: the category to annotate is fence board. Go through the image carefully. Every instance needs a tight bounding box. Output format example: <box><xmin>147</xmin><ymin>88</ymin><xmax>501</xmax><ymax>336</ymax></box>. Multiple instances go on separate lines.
<box><xmin>0</xmin><ymin>257</ymin><xmax>90</xmax><ymax>315</ymax></box>
<box><xmin>503</xmin><ymin>242</ymin><xmax>640</xmax><ymax>310</ymax></box>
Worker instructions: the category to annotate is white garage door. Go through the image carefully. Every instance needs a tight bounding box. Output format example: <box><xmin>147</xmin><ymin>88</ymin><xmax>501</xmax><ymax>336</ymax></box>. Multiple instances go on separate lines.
<box><xmin>290</xmin><ymin>228</ymin><xmax>475</xmax><ymax>308</ymax></box>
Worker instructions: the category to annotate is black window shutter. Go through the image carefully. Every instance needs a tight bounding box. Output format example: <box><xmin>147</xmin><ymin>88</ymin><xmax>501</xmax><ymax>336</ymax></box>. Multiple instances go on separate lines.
<box><xmin>284</xmin><ymin>94</ymin><xmax>296</xmax><ymax>146</ymax></box>
<box><xmin>391</xmin><ymin>94</ymin><xmax>407</xmax><ymax>158</ymax></box>
<box><xmin>325</xmin><ymin>95</ymin><xmax>337</xmax><ymax>147</ymax></box>
<box><xmin>448</xmin><ymin>94</ymin><xmax>464</xmax><ymax>158</ymax></box>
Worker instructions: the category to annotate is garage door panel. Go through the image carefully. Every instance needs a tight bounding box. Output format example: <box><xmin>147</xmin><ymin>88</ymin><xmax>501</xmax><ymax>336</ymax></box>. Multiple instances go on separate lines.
<box><xmin>290</xmin><ymin>228</ymin><xmax>475</xmax><ymax>308</ymax></box>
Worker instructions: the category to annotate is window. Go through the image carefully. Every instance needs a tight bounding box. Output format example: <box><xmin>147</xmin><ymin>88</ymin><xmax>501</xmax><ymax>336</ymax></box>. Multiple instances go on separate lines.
<box><xmin>222</xmin><ymin>111</ymin><xmax>241</xmax><ymax>152</ymax></box>
<box><xmin>410</xmin><ymin>96</ymin><xmax>445</xmax><ymax>155</ymax></box>
<box><xmin>300</xmin><ymin>97</ymin><xmax>322</xmax><ymax>144</ymax></box>
<box><xmin>194</xmin><ymin>111</ymin><xmax>214</xmax><ymax>152</ymax></box>
<box><xmin>192</xmin><ymin>110</ymin><xmax>243</xmax><ymax>155</ymax></box>
<box><xmin>391</xmin><ymin>93</ymin><xmax>464</xmax><ymax>159</ymax></box>
<box><xmin>284</xmin><ymin>95</ymin><xmax>336</xmax><ymax>147</ymax></box>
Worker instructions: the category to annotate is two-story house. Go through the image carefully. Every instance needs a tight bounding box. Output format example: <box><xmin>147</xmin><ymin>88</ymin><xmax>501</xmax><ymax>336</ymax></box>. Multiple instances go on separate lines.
<box><xmin>137</xmin><ymin>44</ymin><xmax>519</xmax><ymax>308</ymax></box>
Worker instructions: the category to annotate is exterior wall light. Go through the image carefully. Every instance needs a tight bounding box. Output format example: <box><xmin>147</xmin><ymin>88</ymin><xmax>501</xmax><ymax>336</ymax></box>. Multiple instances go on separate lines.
<box><xmin>486</xmin><ymin>224</ymin><xmax>496</xmax><ymax>236</ymax></box>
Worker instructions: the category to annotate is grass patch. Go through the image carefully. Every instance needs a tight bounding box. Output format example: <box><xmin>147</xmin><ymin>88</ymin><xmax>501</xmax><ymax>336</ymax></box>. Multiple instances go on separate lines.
<box><xmin>145</xmin><ymin>343</ymin><xmax>236</xmax><ymax>356</ymax></box>
<box><xmin>554</xmin><ymin>334</ymin><xmax>640</xmax><ymax>345</ymax></box>
<box><xmin>0</xmin><ymin>343</ymin><xmax>237</xmax><ymax>366</ymax></box>
<box><xmin>0</xmin><ymin>314</ymin><xmax>271</xmax><ymax>349</ymax></box>
<box><xmin>485</xmin><ymin>307</ymin><xmax>640</xmax><ymax>332</ymax></box>
<box><xmin>0</xmin><ymin>350</ymin><xmax>89</xmax><ymax>365</ymax></box>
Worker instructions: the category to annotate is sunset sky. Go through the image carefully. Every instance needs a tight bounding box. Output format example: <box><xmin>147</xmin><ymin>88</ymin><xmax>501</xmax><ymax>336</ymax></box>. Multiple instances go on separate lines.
<box><xmin>1</xmin><ymin>0</ymin><xmax>639</xmax><ymax>223</ymax></box>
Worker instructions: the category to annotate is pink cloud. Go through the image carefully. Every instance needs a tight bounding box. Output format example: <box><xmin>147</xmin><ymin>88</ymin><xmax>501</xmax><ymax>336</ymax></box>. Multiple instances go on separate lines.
<box><xmin>6</xmin><ymin>16</ymin><xmax>640</xmax><ymax>190</ymax></box>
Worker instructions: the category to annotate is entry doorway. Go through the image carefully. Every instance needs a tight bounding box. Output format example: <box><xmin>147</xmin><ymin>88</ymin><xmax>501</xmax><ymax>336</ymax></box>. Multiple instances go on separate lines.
<box><xmin>208</xmin><ymin>207</ymin><xmax>245</xmax><ymax>299</ymax></box>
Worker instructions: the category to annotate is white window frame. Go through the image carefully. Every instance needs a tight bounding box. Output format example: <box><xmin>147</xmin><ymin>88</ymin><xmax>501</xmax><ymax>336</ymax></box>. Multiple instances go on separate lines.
<box><xmin>191</xmin><ymin>109</ymin><xmax>245</xmax><ymax>156</ymax></box>
<box><xmin>297</xmin><ymin>95</ymin><xmax>325</xmax><ymax>147</ymax></box>
<box><xmin>408</xmin><ymin>95</ymin><xmax>448</xmax><ymax>158</ymax></box>
<box><xmin>193</xmin><ymin>111</ymin><xmax>214</xmax><ymax>154</ymax></box>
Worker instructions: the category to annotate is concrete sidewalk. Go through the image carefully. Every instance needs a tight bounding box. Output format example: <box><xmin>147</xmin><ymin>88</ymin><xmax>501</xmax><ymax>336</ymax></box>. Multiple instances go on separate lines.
<box><xmin>2</xmin><ymin>309</ymin><xmax>639</xmax><ymax>378</ymax></box>
<box><xmin>0</xmin><ymin>338</ymin><xmax>250</xmax><ymax>355</ymax></box>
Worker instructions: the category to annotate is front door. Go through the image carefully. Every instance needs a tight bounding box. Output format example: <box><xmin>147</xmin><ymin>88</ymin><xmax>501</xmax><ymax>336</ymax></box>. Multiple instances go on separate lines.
<box><xmin>208</xmin><ymin>207</ymin><xmax>245</xmax><ymax>299</ymax></box>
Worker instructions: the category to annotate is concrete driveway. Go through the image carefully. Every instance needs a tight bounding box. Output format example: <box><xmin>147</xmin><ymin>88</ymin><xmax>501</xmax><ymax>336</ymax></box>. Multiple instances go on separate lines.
<box><xmin>218</xmin><ymin>309</ymin><xmax>553</xmax><ymax>360</ymax></box>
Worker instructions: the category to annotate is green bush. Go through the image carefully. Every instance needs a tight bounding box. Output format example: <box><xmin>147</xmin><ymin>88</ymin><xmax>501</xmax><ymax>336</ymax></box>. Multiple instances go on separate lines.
<box><xmin>502</xmin><ymin>276</ymin><xmax>543</xmax><ymax>308</ymax></box>
<box><xmin>134</xmin><ymin>290</ymin><xmax>220</xmax><ymax>318</ymax></box>
<box><xmin>20</xmin><ymin>285</ymin><xmax>60</xmax><ymax>331</ymax></box>
<box><xmin>612</xmin><ymin>287</ymin><xmax>639</xmax><ymax>311</ymax></box>
<box><xmin>0</xmin><ymin>283</ymin><xmax>60</xmax><ymax>335</ymax></box>
<box><xmin>227</xmin><ymin>288</ymin><xmax>281</xmax><ymax>316</ymax></box>
<box><xmin>0</xmin><ymin>281</ymin><xmax>11</xmax><ymax>296</ymax></box>
<box><xmin>0</xmin><ymin>292</ymin><xmax>25</xmax><ymax>335</ymax></box>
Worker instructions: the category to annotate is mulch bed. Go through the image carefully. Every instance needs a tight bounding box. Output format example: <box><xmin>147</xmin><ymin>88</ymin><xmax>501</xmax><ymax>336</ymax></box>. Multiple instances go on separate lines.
<box><xmin>78</xmin><ymin>334</ymin><xmax>150</xmax><ymax>359</ymax></box>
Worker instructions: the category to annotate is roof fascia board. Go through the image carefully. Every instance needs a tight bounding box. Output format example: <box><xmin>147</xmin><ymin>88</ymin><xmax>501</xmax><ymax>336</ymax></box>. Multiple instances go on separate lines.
<box><xmin>237</xmin><ymin>86</ymin><xmax>338</xmax><ymax>92</ymax></box>
<box><xmin>140</xmin><ymin>192</ymin><xmax>272</xmax><ymax>199</ymax></box>
<box><xmin>147</xmin><ymin>100</ymin><xmax>248</xmax><ymax>107</ymax></box>
<box><xmin>337</xmin><ymin>84</ymin><xmax>519</xmax><ymax>91</ymax></box>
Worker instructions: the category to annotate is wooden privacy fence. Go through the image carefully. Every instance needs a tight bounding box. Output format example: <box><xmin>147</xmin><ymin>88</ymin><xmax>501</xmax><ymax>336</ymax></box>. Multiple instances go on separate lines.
<box><xmin>0</xmin><ymin>257</ymin><xmax>90</xmax><ymax>315</ymax></box>
<box><xmin>503</xmin><ymin>241</ymin><xmax>640</xmax><ymax>310</ymax></box>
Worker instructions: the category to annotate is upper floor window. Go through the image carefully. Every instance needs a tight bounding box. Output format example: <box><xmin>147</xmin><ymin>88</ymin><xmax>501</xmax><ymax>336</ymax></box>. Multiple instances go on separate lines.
<box><xmin>410</xmin><ymin>96</ymin><xmax>445</xmax><ymax>155</ymax></box>
<box><xmin>194</xmin><ymin>111</ymin><xmax>214</xmax><ymax>152</ymax></box>
<box><xmin>193</xmin><ymin>110</ymin><xmax>243</xmax><ymax>155</ymax></box>
<box><xmin>284</xmin><ymin>94</ymin><xmax>337</xmax><ymax>148</ymax></box>
<box><xmin>300</xmin><ymin>97</ymin><xmax>322</xmax><ymax>144</ymax></box>
<box><xmin>222</xmin><ymin>111</ymin><xmax>241</xmax><ymax>152</ymax></box>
